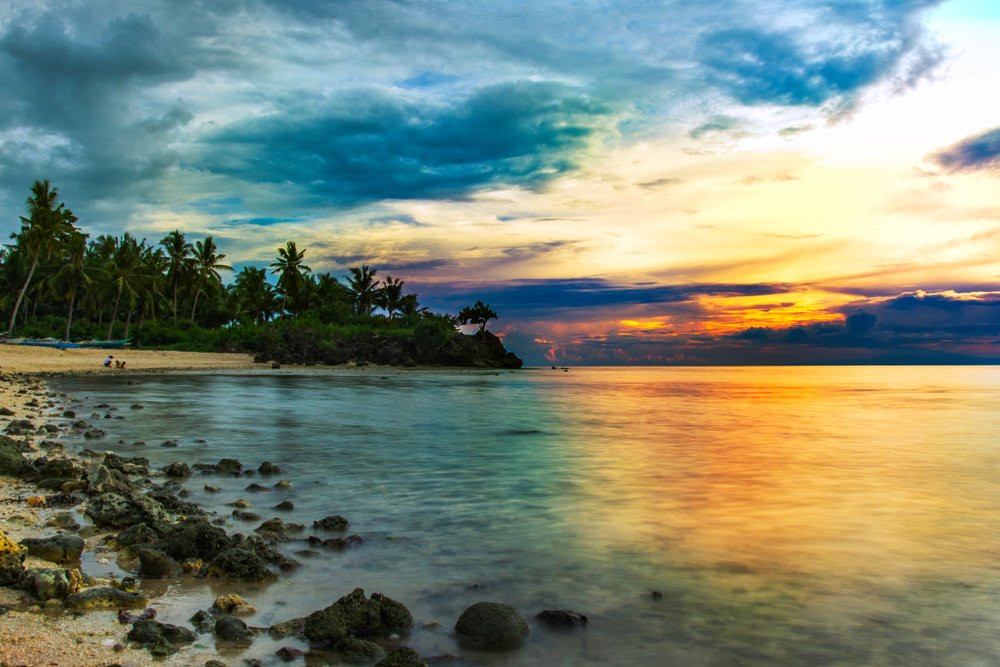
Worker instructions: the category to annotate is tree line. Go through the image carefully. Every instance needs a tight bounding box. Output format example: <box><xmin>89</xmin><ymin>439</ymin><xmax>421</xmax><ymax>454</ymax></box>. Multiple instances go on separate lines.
<box><xmin>0</xmin><ymin>180</ymin><xmax>498</xmax><ymax>348</ymax></box>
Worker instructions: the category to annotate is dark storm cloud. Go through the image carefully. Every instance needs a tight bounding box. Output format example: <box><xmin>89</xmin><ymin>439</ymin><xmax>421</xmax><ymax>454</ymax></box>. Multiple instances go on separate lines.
<box><xmin>197</xmin><ymin>81</ymin><xmax>616</xmax><ymax>203</ymax></box>
<box><xmin>414</xmin><ymin>277</ymin><xmax>790</xmax><ymax>316</ymax></box>
<box><xmin>930</xmin><ymin>127</ymin><xmax>1000</xmax><ymax>173</ymax></box>
<box><xmin>0</xmin><ymin>0</ymin><xmax>948</xmax><ymax>235</ymax></box>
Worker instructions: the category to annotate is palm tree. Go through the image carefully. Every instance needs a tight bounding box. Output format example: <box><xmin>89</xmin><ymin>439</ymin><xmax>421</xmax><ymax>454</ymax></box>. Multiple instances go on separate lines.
<box><xmin>375</xmin><ymin>275</ymin><xmax>405</xmax><ymax>318</ymax></box>
<box><xmin>270</xmin><ymin>241</ymin><xmax>310</xmax><ymax>316</ymax></box>
<box><xmin>46</xmin><ymin>230</ymin><xmax>91</xmax><ymax>340</ymax></box>
<box><xmin>233</xmin><ymin>266</ymin><xmax>277</xmax><ymax>325</ymax></box>
<box><xmin>160</xmin><ymin>230</ymin><xmax>192</xmax><ymax>323</ymax></box>
<box><xmin>105</xmin><ymin>234</ymin><xmax>146</xmax><ymax>339</ymax></box>
<box><xmin>347</xmin><ymin>265</ymin><xmax>379</xmax><ymax>316</ymax></box>
<box><xmin>7</xmin><ymin>180</ymin><xmax>77</xmax><ymax>334</ymax></box>
<box><xmin>189</xmin><ymin>236</ymin><xmax>231</xmax><ymax>323</ymax></box>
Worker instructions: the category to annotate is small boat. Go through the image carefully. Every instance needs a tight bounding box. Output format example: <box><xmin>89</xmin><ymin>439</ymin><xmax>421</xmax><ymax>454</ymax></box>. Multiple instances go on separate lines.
<box><xmin>0</xmin><ymin>336</ymin><xmax>25</xmax><ymax>345</ymax></box>
<box><xmin>20</xmin><ymin>338</ymin><xmax>81</xmax><ymax>349</ymax></box>
<box><xmin>77</xmin><ymin>338</ymin><xmax>132</xmax><ymax>349</ymax></box>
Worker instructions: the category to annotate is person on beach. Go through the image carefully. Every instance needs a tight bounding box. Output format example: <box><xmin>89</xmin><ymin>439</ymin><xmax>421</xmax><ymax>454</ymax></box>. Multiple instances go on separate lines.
<box><xmin>114</xmin><ymin>360</ymin><xmax>121</xmax><ymax>369</ymax></box>
<box><xmin>120</xmin><ymin>360</ymin><xmax>127</xmax><ymax>370</ymax></box>
<box><xmin>103</xmin><ymin>354</ymin><xmax>113</xmax><ymax>368</ymax></box>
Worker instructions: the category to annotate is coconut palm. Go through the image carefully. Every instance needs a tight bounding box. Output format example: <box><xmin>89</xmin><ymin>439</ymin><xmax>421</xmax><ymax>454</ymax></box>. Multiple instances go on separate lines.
<box><xmin>7</xmin><ymin>180</ymin><xmax>78</xmax><ymax>334</ymax></box>
<box><xmin>46</xmin><ymin>230</ymin><xmax>92</xmax><ymax>340</ymax></box>
<box><xmin>375</xmin><ymin>275</ymin><xmax>405</xmax><ymax>318</ymax></box>
<box><xmin>105</xmin><ymin>234</ymin><xmax>147</xmax><ymax>339</ymax></box>
<box><xmin>160</xmin><ymin>230</ymin><xmax>192</xmax><ymax>323</ymax></box>
<box><xmin>270</xmin><ymin>241</ymin><xmax>310</xmax><ymax>316</ymax></box>
<box><xmin>189</xmin><ymin>236</ymin><xmax>231</xmax><ymax>323</ymax></box>
<box><xmin>233</xmin><ymin>266</ymin><xmax>277</xmax><ymax>325</ymax></box>
<box><xmin>347</xmin><ymin>265</ymin><xmax>379</xmax><ymax>316</ymax></box>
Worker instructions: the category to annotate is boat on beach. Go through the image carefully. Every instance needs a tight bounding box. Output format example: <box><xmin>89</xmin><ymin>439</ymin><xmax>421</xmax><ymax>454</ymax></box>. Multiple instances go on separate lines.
<box><xmin>20</xmin><ymin>338</ymin><xmax>81</xmax><ymax>349</ymax></box>
<box><xmin>77</xmin><ymin>338</ymin><xmax>132</xmax><ymax>349</ymax></box>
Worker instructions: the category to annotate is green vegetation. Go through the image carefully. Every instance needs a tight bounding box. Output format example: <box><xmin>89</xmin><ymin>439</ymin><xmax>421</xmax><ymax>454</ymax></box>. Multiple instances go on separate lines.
<box><xmin>0</xmin><ymin>180</ymin><xmax>518</xmax><ymax>367</ymax></box>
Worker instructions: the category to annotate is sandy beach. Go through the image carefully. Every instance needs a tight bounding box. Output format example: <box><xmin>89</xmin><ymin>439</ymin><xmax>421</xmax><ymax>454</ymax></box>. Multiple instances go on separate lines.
<box><xmin>0</xmin><ymin>346</ymin><xmax>257</xmax><ymax>376</ymax></box>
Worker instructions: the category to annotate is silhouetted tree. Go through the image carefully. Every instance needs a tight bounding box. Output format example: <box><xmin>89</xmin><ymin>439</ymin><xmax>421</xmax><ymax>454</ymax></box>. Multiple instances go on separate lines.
<box><xmin>458</xmin><ymin>300</ymin><xmax>498</xmax><ymax>334</ymax></box>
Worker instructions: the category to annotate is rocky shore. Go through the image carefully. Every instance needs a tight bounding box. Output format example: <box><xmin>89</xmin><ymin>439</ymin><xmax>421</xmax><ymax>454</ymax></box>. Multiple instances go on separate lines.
<box><xmin>0</xmin><ymin>367</ymin><xmax>577</xmax><ymax>667</ymax></box>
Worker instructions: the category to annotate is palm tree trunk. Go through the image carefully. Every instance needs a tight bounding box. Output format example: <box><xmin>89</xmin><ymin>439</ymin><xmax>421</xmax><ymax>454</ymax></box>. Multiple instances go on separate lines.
<box><xmin>173</xmin><ymin>283</ymin><xmax>178</xmax><ymax>324</ymax></box>
<box><xmin>64</xmin><ymin>289</ymin><xmax>76</xmax><ymax>341</ymax></box>
<box><xmin>124</xmin><ymin>310</ymin><xmax>133</xmax><ymax>339</ymax></box>
<box><xmin>6</xmin><ymin>256</ymin><xmax>38</xmax><ymax>335</ymax></box>
<box><xmin>190</xmin><ymin>288</ymin><xmax>201</xmax><ymax>322</ymax></box>
<box><xmin>108</xmin><ymin>284</ymin><xmax>123</xmax><ymax>340</ymax></box>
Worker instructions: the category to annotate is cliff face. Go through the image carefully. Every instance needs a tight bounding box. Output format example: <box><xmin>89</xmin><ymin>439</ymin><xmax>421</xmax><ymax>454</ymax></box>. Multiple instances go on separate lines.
<box><xmin>255</xmin><ymin>330</ymin><xmax>523</xmax><ymax>369</ymax></box>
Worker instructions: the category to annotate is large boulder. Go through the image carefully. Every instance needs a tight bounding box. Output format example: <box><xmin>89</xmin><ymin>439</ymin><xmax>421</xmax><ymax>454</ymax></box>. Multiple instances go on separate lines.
<box><xmin>0</xmin><ymin>437</ymin><xmax>31</xmax><ymax>477</ymax></box>
<box><xmin>303</xmin><ymin>588</ymin><xmax>413</xmax><ymax>645</ymax></box>
<box><xmin>214</xmin><ymin>615</ymin><xmax>254</xmax><ymax>643</ymax></box>
<box><xmin>34</xmin><ymin>458</ymin><xmax>84</xmax><ymax>482</ymax></box>
<box><xmin>155</xmin><ymin>519</ymin><xmax>231</xmax><ymax>561</ymax></box>
<box><xmin>19</xmin><ymin>534</ymin><xmax>84</xmax><ymax>564</ymax></box>
<box><xmin>205</xmin><ymin>548</ymin><xmax>274</xmax><ymax>582</ymax></box>
<box><xmin>85</xmin><ymin>463</ymin><xmax>137</xmax><ymax>496</ymax></box>
<box><xmin>65</xmin><ymin>587</ymin><xmax>148</xmax><ymax>610</ymax></box>
<box><xmin>454</xmin><ymin>602</ymin><xmax>529</xmax><ymax>650</ymax></box>
<box><xmin>85</xmin><ymin>493</ymin><xmax>144</xmax><ymax>528</ymax></box>
<box><xmin>0</xmin><ymin>529</ymin><xmax>26</xmax><ymax>585</ymax></box>
<box><xmin>127</xmin><ymin>619</ymin><xmax>196</xmax><ymax>656</ymax></box>
<box><xmin>137</xmin><ymin>547</ymin><xmax>183</xmax><ymax>578</ymax></box>
<box><xmin>19</xmin><ymin>567</ymin><xmax>83</xmax><ymax>601</ymax></box>
<box><xmin>102</xmin><ymin>453</ymin><xmax>149</xmax><ymax>476</ymax></box>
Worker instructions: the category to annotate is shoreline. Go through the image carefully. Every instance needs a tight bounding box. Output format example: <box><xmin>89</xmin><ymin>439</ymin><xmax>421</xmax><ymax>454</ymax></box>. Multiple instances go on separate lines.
<box><xmin>0</xmin><ymin>364</ymin><xmax>431</xmax><ymax>665</ymax></box>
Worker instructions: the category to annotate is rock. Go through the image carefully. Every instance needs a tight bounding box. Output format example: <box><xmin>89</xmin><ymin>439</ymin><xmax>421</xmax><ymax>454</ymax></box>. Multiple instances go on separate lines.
<box><xmin>233</xmin><ymin>509</ymin><xmax>261</xmax><ymax>521</ymax></box>
<box><xmin>0</xmin><ymin>407</ymin><xmax>14</xmax><ymax>416</ymax></box>
<box><xmin>303</xmin><ymin>588</ymin><xmax>414</xmax><ymax>645</ymax></box>
<box><xmin>85</xmin><ymin>492</ymin><xmax>155</xmax><ymax>528</ymax></box>
<box><xmin>227</xmin><ymin>498</ymin><xmax>252</xmax><ymax>508</ymax></box>
<box><xmin>275</xmin><ymin>646</ymin><xmax>305</xmax><ymax>660</ymax></box>
<box><xmin>163</xmin><ymin>461</ymin><xmax>191</xmax><ymax>477</ymax></box>
<box><xmin>214</xmin><ymin>615</ymin><xmax>254</xmax><ymax>643</ymax></box>
<box><xmin>535</xmin><ymin>609</ymin><xmax>589</xmax><ymax>627</ymax></box>
<box><xmin>320</xmin><ymin>535</ymin><xmax>363</xmax><ymax>550</ymax></box>
<box><xmin>204</xmin><ymin>661</ymin><xmax>226</xmax><ymax>667</ymax></box>
<box><xmin>338</xmin><ymin>636</ymin><xmax>385</xmax><ymax>663</ymax></box>
<box><xmin>115</xmin><ymin>523</ymin><xmax>160</xmax><ymax>548</ymax></box>
<box><xmin>454</xmin><ymin>602</ymin><xmax>529</xmax><ymax>650</ymax></box>
<box><xmin>376</xmin><ymin>647</ymin><xmax>429</xmax><ymax>667</ymax></box>
<box><xmin>269</xmin><ymin>617</ymin><xmax>306</xmax><ymax>639</ymax></box>
<box><xmin>85</xmin><ymin>464</ymin><xmax>137</xmax><ymax>496</ymax></box>
<box><xmin>155</xmin><ymin>519</ymin><xmax>232</xmax><ymax>561</ymax></box>
<box><xmin>19</xmin><ymin>567</ymin><xmax>83</xmax><ymax>601</ymax></box>
<box><xmin>5</xmin><ymin>419</ymin><xmax>35</xmax><ymax>435</ymax></box>
<box><xmin>255</xmin><ymin>518</ymin><xmax>305</xmax><ymax>540</ymax></box>
<box><xmin>137</xmin><ymin>547</ymin><xmax>183</xmax><ymax>578</ymax></box>
<box><xmin>205</xmin><ymin>548</ymin><xmax>275</xmax><ymax>582</ymax></box>
<box><xmin>258</xmin><ymin>461</ymin><xmax>282</xmax><ymax>475</ymax></box>
<box><xmin>127</xmin><ymin>619</ymin><xmax>196</xmax><ymax>656</ymax></box>
<box><xmin>245</xmin><ymin>483</ymin><xmax>270</xmax><ymax>492</ymax></box>
<box><xmin>160</xmin><ymin>440</ymin><xmax>179</xmax><ymax>448</ymax></box>
<box><xmin>274</xmin><ymin>479</ymin><xmax>291</xmax><ymax>489</ymax></box>
<box><xmin>102</xmin><ymin>453</ymin><xmax>149</xmax><ymax>476</ymax></box>
<box><xmin>35</xmin><ymin>458</ymin><xmax>83</xmax><ymax>481</ymax></box>
<box><xmin>204</xmin><ymin>485</ymin><xmax>221</xmax><ymax>493</ymax></box>
<box><xmin>216</xmin><ymin>458</ymin><xmax>243</xmax><ymax>475</ymax></box>
<box><xmin>189</xmin><ymin>609</ymin><xmax>215</xmax><ymax>633</ymax></box>
<box><xmin>0</xmin><ymin>438</ymin><xmax>31</xmax><ymax>477</ymax></box>
<box><xmin>20</xmin><ymin>534</ymin><xmax>85</xmax><ymax>563</ymax></box>
<box><xmin>212</xmin><ymin>594</ymin><xmax>257</xmax><ymax>616</ymax></box>
<box><xmin>46</xmin><ymin>512</ymin><xmax>80</xmax><ymax>531</ymax></box>
<box><xmin>65</xmin><ymin>587</ymin><xmax>148</xmax><ymax>610</ymax></box>
<box><xmin>313</xmin><ymin>515</ymin><xmax>349</xmax><ymax>531</ymax></box>
<box><xmin>84</xmin><ymin>428</ymin><xmax>106</xmax><ymax>440</ymax></box>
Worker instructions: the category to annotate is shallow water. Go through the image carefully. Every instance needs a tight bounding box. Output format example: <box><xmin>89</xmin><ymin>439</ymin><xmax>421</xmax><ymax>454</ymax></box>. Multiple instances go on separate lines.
<box><xmin>50</xmin><ymin>366</ymin><xmax>1000</xmax><ymax>666</ymax></box>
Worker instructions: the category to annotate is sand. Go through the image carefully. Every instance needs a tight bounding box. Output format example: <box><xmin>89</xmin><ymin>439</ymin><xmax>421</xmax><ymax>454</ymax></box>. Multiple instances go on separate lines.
<box><xmin>0</xmin><ymin>353</ymin><xmax>258</xmax><ymax>667</ymax></box>
<box><xmin>0</xmin><ymin>345</ymin><xmax>257</xmax><ymax>375</ymax></box>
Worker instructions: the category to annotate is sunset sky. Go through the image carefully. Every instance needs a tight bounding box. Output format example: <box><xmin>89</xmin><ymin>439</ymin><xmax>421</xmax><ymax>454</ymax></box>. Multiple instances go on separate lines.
<box><xmin>1</xmin><ymin>0</ymin><xmax>998</xmax><ymax>365</ymax></box>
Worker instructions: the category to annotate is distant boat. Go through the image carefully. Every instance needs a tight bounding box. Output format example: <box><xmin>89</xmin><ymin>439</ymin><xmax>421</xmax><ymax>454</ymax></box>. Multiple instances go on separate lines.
<box><xmin>20</xmin><ymin>338</ymin><xmax>81</xmax><ymax>349</ymax></box>
<box><xmin>77</xmin><ymin>338</ymin><xmax>132</xmax><ymax>349</ymax></box>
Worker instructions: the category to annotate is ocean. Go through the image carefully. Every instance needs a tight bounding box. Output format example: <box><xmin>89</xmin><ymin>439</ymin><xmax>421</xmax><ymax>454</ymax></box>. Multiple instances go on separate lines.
<box><xmin>50</xmin><ymin>366</ymin><xmax>1000</xmax><ymax>666</ymax></box>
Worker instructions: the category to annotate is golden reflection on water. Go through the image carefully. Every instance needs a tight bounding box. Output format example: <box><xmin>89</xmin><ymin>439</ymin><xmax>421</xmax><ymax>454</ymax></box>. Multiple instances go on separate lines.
<box><xmin>556</xmin><ymin>367</ymin><xmax>1000</xmax><ymax>589</ymax></box>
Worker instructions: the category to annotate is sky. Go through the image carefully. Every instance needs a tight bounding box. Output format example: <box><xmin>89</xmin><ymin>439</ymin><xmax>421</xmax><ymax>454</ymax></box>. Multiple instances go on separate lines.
<box><xmin>0</xmin><ymin>0</ymin><xmax>998</xmax><ymax>365</ymax></box>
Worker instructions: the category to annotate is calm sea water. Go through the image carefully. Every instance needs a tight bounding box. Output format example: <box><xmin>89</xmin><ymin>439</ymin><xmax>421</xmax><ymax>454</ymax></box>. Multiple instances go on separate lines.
<box><xmin>49</xmin><ymin>366</ymin><xmax>1000</xmax><ymax>666</ymax></box>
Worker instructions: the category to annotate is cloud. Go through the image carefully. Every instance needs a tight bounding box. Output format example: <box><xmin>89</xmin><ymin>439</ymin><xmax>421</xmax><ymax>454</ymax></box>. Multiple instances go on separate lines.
<box><xmin>197</xmin><ymin>81</ymin><xmax>619</xmax><ymax>205</ymax></box>
<box><xmin>929</xmin><ymin>127</ymin><xmax>1000</xmax><ymax>173</ymax></box>
<box><xmin>688</xmin><ymin>115</ymin><xmax>743</xmax><ymax>140</ymax></box>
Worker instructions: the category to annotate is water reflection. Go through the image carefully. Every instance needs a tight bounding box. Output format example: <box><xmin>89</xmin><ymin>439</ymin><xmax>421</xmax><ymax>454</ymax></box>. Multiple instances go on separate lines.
<box><xmin>51</xmin><ymin>366</ymin><xmax>1000</xmax><ymax>666</ymax></box>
